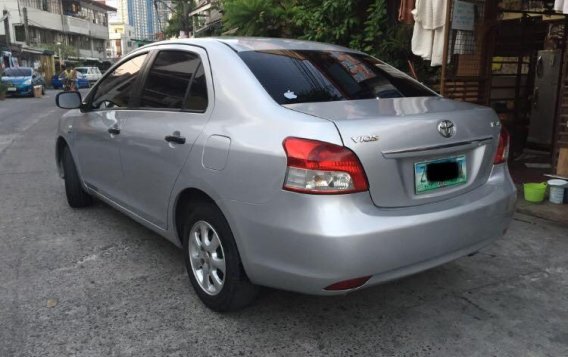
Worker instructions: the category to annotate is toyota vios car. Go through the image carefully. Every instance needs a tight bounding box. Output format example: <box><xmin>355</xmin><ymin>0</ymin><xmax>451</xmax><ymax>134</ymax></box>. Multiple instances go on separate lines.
<box><xmin>54</xmin><ymin>38</ymin><xmax>516</xmax><ymax>311</ymax></box>
<box><xmin>2</xmin><ymin>67</ymin><xmax>45</xmax><ymax>96</ymax></box>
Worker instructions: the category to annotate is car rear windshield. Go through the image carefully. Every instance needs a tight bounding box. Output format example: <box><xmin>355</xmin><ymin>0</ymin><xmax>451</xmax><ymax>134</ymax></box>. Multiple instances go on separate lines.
<box><xmin>76</xmin><ymin>68</ymin><xmax>88</xmax><ymax>74</ymax></box>
<box><xmin>3</xmin><ymin>68</ymin><xmax>32</xmax><ymax>77</ymax></box>
<box><xmin>239</xmin><ymin>50</ymin><xmax>435</xmax><ymax>104</ymax></box>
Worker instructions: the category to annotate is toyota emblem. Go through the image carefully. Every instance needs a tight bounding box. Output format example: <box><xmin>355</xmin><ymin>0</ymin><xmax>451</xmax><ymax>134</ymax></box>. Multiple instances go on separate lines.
<box><xmin>437</xmin><ymin>120</ymin><xmax>456</xmax><ymax>138</ymax></box>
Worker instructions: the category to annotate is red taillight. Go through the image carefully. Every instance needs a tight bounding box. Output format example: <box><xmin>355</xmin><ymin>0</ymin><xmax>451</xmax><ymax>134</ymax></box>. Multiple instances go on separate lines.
<box><xmin>282</xmin><ymin>137</ymin><xmax>369</xmax><ymax>194</ymax></box>
<box><xmin>324</xmin><ymin>276</ymin><xmax>371</xmax><ymax>291</ymax></box>
<box><xmin>494</xmin><ymin>128</ymin><xmax>510</xmax><ymax>165</ymax></box>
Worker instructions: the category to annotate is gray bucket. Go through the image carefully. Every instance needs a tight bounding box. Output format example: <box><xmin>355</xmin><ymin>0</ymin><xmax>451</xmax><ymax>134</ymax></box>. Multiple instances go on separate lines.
<box><xmin>548</xmin><ymin>179</ymin><xmax>568</xmax><ymax>204</ymax></box>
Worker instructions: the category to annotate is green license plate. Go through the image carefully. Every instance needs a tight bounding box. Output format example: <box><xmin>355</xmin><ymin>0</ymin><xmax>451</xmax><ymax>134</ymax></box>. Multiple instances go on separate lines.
<box><xmin>414</xmin><ymin>155</ymin><xmax>467</xmax><ymax>194</ymax></box>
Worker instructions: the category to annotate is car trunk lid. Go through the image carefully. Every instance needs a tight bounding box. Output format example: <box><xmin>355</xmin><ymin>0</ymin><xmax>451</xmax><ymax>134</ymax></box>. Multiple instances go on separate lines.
<box><xmin>285</xmin><ymin>97</ymin><xmax>501</xmax><ymax>208</ymax></box>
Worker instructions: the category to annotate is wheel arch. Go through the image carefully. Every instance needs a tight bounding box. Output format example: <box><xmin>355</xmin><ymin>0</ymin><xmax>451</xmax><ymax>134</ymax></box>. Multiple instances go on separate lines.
<box><xmin>173</xmin><ymin>187</ymin><xmax>217</xmax><ymax>245</ymax></box>
<box><xmin>55</xmin><ymin>136</ymin><xmax>69</xmax><ymax>178</ymax></box>
<box><xmin>173</xmin><ymin>186</ymin><xmax>255</xmax><ymax>285</ymax></box>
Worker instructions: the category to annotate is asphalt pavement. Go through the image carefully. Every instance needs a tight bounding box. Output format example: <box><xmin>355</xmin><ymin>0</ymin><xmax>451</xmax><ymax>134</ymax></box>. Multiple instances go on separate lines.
<box><xmin>1</xmin><ymin>91</ymin><xmax>567</xmax><ymax>356</ymax></box>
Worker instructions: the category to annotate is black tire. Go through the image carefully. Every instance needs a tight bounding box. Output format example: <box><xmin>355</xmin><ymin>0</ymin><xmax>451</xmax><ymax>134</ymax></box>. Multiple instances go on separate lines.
<box><xmin>182</xmin><ymin>201</ymin><xmax>259</xmax><ymax>312</ymax></box>
<box><xmin>41</xmin><ymin>86</ymin><xmax>45</xmax><ymax>95</ymax></box>
<box><xmin>62</xmin><ymin>147</ymin><xmax>93</xmax><ymax>208</ymax></box>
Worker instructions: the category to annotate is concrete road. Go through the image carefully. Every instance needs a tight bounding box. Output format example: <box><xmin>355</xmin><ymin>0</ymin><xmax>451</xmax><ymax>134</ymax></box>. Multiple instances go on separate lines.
<box><xmin>1</xmin><ymin>92</ymin><xmax>567</xmax><ymax>356</ymax></box>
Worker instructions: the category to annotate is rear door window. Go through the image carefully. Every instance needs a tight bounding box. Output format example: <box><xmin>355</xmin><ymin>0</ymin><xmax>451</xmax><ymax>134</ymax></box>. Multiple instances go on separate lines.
<box><xmin>239</xmin><ymin>50</ymin><xmax>436</xmax><ymax>104</ymax></box>
<box><xmin>184</xmin><ymin>63</ymin><xmax>208</xmax><ymax>112</ymax></box>
<box><xmin>139</xmin><ymin>50</ymin><xmax>202</xmax><ymax>110</ymax></box>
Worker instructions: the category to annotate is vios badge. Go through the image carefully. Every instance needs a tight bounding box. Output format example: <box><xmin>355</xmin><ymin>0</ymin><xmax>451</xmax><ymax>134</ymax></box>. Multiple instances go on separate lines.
<box><xmin>437</xmin><ymin>120</ymin><xmax>456</xmax><ymax>138</ymax></box>
<box><xmin>351</xmin><ymin>135</ymin><xmax>379</xmax><ymax>144</ymax></box>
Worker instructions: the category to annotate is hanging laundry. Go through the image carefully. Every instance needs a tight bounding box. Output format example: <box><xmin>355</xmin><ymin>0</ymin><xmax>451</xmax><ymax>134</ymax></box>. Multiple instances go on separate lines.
<box><xmin>411</xmin><ymin>0</ymin><xmax>448</xmax><ymax>67</ymax></box>
<box><xmin>555</xmin><ymin>0</ymin><xmax>568</xmax><ymax>14</ymax></box>
<box><xmin>399</xmin><ymin>0</ymin><xmax>416</xmax><ymax>24</ymax></box>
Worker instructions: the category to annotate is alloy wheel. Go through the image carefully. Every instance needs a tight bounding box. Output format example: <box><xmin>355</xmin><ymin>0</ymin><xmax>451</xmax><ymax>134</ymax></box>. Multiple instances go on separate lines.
<box><xmin>188</xmin><ymin>220</ymin><xmax>226</xmax><ymax>295</ymax></box>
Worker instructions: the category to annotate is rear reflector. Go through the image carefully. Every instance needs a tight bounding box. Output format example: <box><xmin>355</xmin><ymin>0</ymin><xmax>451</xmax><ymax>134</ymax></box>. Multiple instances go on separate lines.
<box><xmin>493</xmin><ymin>128</ymin><xmax>510</xmax><ymax>165</ymax></box>
<box><xmin>282</xmin><ymin>137</ymin><xmax>369</xmax><ymax>194</ymax></box>
<box><xmin>324</xmin><ymin>276</ymin><xmax>371</xmax><ymax>291</ymax></box>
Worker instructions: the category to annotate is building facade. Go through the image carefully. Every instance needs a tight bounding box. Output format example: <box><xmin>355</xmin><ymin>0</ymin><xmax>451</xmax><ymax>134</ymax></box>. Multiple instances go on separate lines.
<box><xmin>189</xmin><ymin>0</ymin><xmax>221</xmax><ymax>37</ymax></box>
<box><xmin>107</xmin><ymin>21</ymin><xmax>135</xmax><ymax>59</ymax></box>
<box><xmin>0</xmin><ymin>0</ymin><xmax>114</xmax><ymax>62</ymax></box>
<box><xmin>110</xmin><ymin>0</ymin><xmax>168</xmax><ymax>41</ymax></box>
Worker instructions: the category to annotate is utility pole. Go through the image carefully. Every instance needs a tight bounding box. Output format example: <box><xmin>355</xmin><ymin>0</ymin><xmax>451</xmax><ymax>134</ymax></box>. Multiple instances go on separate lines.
<box><xmin>22</xmin><ymin>7</ymin><xmax>29</xmax><ymax>45</ymax></box>
<box><xmin>56</xmin><ymin>42</ymin><xmax>62</xmax><ymax>68</ymax></box>
<box><xmin>2</xmin><ymin>10</ymin><xmax>11</xmax><ymax>46</ymax></box>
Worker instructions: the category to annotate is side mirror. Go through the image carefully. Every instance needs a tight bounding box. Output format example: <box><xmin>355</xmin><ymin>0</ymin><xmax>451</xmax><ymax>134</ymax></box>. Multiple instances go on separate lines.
<box><xmin>56</xmin><ymin>91</ymin><xmax>82</xmax><ymax>109</ymax></box>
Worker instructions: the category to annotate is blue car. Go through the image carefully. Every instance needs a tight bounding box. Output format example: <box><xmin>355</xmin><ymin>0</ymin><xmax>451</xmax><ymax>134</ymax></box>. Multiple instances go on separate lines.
<box><xmin>51</xmin><ymin>71</ymin><xmax>90</xmax><ymax>89</ymax></box>
<box><xmin>1</xmin><ymin>67</ymin><xmax>45</xmax><ymax>96</ymax></box>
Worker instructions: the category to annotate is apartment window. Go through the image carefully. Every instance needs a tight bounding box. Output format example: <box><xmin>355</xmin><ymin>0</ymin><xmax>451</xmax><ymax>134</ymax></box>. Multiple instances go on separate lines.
<box><xmin>14</xmin><ymin>26</ymin><xmax>25</xmax><ymax>42</ymax></box>
<box><xmin>19</xmin><ymin>0</ymin><xmax>62</xmax><ymax>14</ymax></box>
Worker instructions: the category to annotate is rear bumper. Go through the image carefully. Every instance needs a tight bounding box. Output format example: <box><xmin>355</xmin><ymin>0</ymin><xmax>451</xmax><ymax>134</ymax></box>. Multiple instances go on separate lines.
<box><xmin>222</xmin><ymin>165</ymin><xmax>517</xmax><ymax>295</ymax></box>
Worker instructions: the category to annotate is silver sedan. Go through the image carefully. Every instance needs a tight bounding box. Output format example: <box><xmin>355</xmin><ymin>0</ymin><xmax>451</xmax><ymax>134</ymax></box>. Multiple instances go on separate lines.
<box><xmin>55</xmin><ymin>38</ymin><xmax>516</xmax><ymax>311</ymax></box>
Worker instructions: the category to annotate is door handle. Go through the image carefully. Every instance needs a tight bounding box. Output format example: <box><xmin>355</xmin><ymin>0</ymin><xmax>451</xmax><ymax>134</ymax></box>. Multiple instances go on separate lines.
<box><xmin>165</xmin><ymin>134</ymin><xmax>186</xmax><ymax>145</ymax></box>
<box><xmin>108</xmin><ymin>127</ymin><xmax>120</xmax><ymax>135</ymax></box>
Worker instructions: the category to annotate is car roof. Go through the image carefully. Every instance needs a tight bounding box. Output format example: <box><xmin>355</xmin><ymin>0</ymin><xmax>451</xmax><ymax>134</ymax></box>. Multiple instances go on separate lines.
<box><xmin>214</xmin><ymin>37</ymin><xmax>362</xmax><ymax>53</ymax></box>
<box><xmin>141</xmin><ymin>37</ymin><xmax>362</xmax><ymax>54</ymax></box>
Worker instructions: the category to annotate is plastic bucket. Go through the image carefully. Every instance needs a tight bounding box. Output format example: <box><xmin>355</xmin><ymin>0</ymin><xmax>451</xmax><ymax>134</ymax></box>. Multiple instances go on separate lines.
<box><xmin>547</xmin><ymin>179</ymin><xmax>568</xmax><ymax>204</ymax></box>
<box><xmin>33</xmin><ymin>85</ymin><xmax>42</xmax><ymax>98</ymax></box>
<box><xmin>523</xmin><ymin>183</ymin><xmax>547</xmax><ymax>203</ymax></box>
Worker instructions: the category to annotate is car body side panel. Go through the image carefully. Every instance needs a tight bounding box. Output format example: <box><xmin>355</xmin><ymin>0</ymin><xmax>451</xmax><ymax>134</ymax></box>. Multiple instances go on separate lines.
<box><xmin>167</xmin><ymin>42</ymin><xmax>343</xmax><ymax>247</ymax></box>
<box><xmin>56</xmin><ymin>109</ymin><xmax>84</xmax><ymax>176</ymax></box>
<box><xmin>74</xmin><ymin>110</ymin><xmax>128</xmax><ymax>201</ymax></box>
<box><xmin>117</xmin><ymin>44</ymin><xmax>215</xmax><ymax>230</ymax></box>
<box><xmin>58</xmin><ymin>111</ymin><xmax>181</xmax><ymax>245</ymax></box>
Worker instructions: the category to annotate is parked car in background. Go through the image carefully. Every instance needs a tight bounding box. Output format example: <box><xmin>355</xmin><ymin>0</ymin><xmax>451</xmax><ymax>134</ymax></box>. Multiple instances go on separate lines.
<box><xmin>51</xmin><ymin>72</ymin><xmax>90</xmax><ymax>90</ymax></box>
<box><xmin>54</xmin><ymin>38</ymin><xmax>516</xmax><ymax>312</ymax></box>
<box><xmin>75</xmin><ymin>66</ymin><xmax>102</xmax><ymax>85</ymax></box>
<box><xmin>1</xmin><ymin>67</ymin><xmax>45</xmax><ymax>96</ymax></box>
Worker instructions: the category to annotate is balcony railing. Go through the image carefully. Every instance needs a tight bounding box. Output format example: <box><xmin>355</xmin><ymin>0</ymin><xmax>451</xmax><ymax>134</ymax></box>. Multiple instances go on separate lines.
<box><xmin>66</xmin><ymin>16</ymin><xmax>109</xmax><ymax>39</ymax></box>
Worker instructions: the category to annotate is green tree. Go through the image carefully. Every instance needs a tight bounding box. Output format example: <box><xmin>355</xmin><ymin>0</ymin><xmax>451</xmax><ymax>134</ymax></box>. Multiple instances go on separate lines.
<box><xmin>222</xmin><ymin>0</ymin><xmax>300</xmax><ymax>37</ymax></box>
<box><xmin>294</xmin><ymin>0</ymin><xmax>367</xmax><ymax>50</ymax></box>
<box><xmin>295</xmin><ymin>0</ymin><xmax>413</xmax><ymax>69</ymax></box>
<box><xmin>221</xmin><ymin>0</ymin><xmax>430</xmax><ymax>77</ymax></box>
<box><xmin>163</xmin><ymin>0</ymin><xmax>196</xmax><ymax>38</ymax></box>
